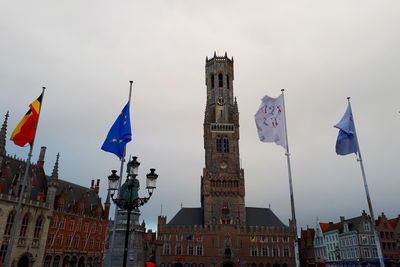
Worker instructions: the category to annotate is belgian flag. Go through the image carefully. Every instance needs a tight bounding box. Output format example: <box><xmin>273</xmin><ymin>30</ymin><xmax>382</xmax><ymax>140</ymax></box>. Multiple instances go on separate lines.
<box><xmin>10</xmin><ymin>93</ymin><xmax>43</xmax><ymax>147</ymax></box>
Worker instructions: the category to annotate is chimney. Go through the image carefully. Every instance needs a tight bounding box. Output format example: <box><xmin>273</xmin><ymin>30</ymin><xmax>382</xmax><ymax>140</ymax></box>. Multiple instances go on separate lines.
<box><xmin>91</xmin><ymin>180</ymin><xmax>94</xmax><ymax>189</ymax></box>
<box><xmin>37</xmin><ymin>146</ymin><xmax>47</xmax><ymax>167</ymax></box>
<box><xmin>340</xmin><ymin>216</ymin><xmax>345</xmax><ymax>223</ymax></box>
<box><xmin>94</xmin><ymin>179</ymin><xmax>100</xmax><ymax>194</ymax></box>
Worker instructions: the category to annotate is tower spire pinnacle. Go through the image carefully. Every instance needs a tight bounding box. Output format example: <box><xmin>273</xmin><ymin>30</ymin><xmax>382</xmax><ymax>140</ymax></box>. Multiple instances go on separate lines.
<box><xmin>0</xmin><ymin>111</ymin><xmax>9</xmax><ymax>157</ymax></box>
<box><xmin>51</xmin><ymin>153</ymin><xmax>60</xmax><ymax>179</ymax></box>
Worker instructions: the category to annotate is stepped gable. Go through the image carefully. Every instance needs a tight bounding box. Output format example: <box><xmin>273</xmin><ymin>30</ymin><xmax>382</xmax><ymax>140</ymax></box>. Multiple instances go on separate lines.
<box><xmin>54</xmin><ymin>179</ymin><xmax>104</xmax><ymax>216</ymax></box>
<box><xmin>246</xmin><ymin>207</ymin><xmax>287</xmax><ymax>227</ymax></box>
<box><xmin>0</xmin><ymin>155</ymin><xmax>47</xmax><ymax>202</ymax></box>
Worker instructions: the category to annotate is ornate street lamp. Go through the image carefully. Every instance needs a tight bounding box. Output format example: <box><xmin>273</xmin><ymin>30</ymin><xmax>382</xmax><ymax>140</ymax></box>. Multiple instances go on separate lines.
<box><xmin>107</xmin><ymin>156</ymin><xmax>158</xmax><ymax>267</ymax></box>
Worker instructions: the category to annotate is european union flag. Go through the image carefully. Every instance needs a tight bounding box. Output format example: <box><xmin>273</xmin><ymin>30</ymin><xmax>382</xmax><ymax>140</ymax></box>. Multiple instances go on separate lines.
<box><xmin>101</xmin><ymin>102</ymin><xmax>132</xmax><ymax>159</ymax></box>
<box><xmin>334</xmin><ymin>103</ymin><xmax>358</xmax><ymax>155</ymax></box>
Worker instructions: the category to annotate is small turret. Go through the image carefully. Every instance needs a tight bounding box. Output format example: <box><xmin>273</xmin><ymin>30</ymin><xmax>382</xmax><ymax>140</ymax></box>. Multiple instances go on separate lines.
<box><xmin>47</xmin><ymin>153</ymin><xmax>59</xmax><ymax>208</ymax></box>
<box><xmin>104</xmin><ymin>191</ymin><xmax>111</xmax><ymax>218</ymax></box>
<box><xmin>37</xmin><ymin>146</ymin><xmax>46</xmax><ymax>168</ymax></box>
<box><xmin>0</xmin><ymin>112</ymin><xmax>9</xmax><ymax>166</ymax></box>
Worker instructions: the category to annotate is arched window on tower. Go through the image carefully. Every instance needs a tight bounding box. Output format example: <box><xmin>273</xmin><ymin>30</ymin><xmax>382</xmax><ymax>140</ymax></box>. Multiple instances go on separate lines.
<box><xmin>211</xmin><ymin>74</ymin><xmax>215</xmax><ymax>88</ymax></box>
<box><xmin>20</xmin><ymin>213</ymin><xmax>30</xmax><ymax>237</ymax></box>
<box><xmin>33</xmin><ymin>216</ymin><xmax>44</xmax><ymax>239</ymax></box>
<box><xmin>218</xmin><ymin>74</ymin><xmax>223</xmax><ymax>87</ymax></box>
<box><xmin>226</xmin><ymin>75</ymin><xmax>230</xmax><ymax>89</ymax></box>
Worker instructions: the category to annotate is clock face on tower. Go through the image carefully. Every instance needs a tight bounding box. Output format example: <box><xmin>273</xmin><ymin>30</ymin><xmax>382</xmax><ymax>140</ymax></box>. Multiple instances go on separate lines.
<box><xmin>217</xmin><ymin>96</ymin><xmax>225</xmax><ymax>106</ymax></box>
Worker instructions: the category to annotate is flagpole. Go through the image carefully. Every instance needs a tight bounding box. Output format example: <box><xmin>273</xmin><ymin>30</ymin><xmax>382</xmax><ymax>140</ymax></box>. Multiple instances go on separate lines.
<box><xmin>4</xmin><ymin>87</ymin><xmax>46</xmax><ymax>267</ymax></box>
<box><xmin>108</xmin><ymin>81</ymin><xmax>133</xmax><ymax>267</ymax></box>
<box><xmin>280</xmin><ymin>89</ymin><xmax>299</xmax><ymax>267</ymax></box>
<box><xmin>347</xmin><ymin>97</ymin><xmax>384</xmax><ymax>267</ymax></box>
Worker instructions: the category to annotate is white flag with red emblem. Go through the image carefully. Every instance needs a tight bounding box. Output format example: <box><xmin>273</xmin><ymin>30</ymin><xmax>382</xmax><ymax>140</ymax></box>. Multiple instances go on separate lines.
<box><xmin>254</xmin><ymin>94</ymin><xmax>287</xmax><ymax>149</ymax></box>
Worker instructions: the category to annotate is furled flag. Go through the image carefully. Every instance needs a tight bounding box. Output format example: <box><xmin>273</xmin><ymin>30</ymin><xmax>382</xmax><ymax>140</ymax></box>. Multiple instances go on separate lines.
<box><xmin>334</xmin><ymin>103</ymin><xmax>358</xmax><ymax>155</ymax></box>
<box><xmin>101</xmin><ymin>102</ymin><xmax>132</xmax><ymax>159</ymax></box>
<box><xmin>10</xmin><ymin>93</ymin><xmax>43</xmax><ymax>147</ymax></box>
<box><xmin>254</xmin><ymin>94</ymin><xmax>287</xmax><ymax>149</ymax></box>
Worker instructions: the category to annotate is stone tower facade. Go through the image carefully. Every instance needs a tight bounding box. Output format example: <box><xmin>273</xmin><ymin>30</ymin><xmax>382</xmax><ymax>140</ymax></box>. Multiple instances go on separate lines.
<box><xmin>201</xmin><ymin>53</ymin><xmax>246</xmax><ymax>227</ymax></box>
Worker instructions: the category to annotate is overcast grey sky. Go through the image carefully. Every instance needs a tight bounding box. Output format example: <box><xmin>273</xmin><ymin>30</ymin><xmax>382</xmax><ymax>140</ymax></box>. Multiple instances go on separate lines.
<box><xmin>1</xmin><ymin>0</ymin><xmax>399</xmax><ymax>231</ymax></box>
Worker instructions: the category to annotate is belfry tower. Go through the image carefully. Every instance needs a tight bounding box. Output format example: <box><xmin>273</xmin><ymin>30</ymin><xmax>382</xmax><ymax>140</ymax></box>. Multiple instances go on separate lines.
<box><xmin>201</xmin><ymin>52</ymin><xmax>246</xmax><ymax>226</ymax></box>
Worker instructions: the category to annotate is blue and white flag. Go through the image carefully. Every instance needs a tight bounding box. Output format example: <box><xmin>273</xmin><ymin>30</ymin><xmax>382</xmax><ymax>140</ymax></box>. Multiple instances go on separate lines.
<box><xmin>334</xmin><ymin>103</ymin><xmax>358</xmax><ymax>155</ymax></box>
<box><xmin>254</xmin><ymin>94</ymin><xmax>287</xmax><ymax>149</ymax></box>
<box><xmin>101</xmin><ymin>102</ymin><xmax>132</xmax><ymax>159</ymax></box>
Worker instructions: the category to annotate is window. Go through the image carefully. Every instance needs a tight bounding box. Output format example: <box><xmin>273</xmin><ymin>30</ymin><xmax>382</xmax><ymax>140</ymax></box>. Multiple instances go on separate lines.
<box><xmin>33</xmin><ymin>216</ymin><xmax>43</xmax><ymax>239</ymax></box>
<box><xmin>196</xmin><ymin>245</ymin><xmax>203</xmax><ymax>256</ymax></box>
<box><xmin>216</xmin><ymin>139</ymin><xmax>222</xmax><ymax>152</ymax></box>
<box><xmin>84</xmin><ymin>223</ymin><xmax>89</xmax><ymax>232</ymax></box>
<box><xmin>218</xmin><ymin>74</ymin><xmax>223</xmax><ymax>87</ymax></box>
<box><xmin>163</xmin><ymin>244</ymin><xmax>170</xmax><ymax>255</ymax></box>
<box><xmin>261</xmin><ymin>246</ymin><xmax>269</xmax><ymax>256</ymax></box>
<box><xmin>60</xmin><ymin>218</ymin><xmax>66</xmax><ymax>229</ymax></box>
<box><xmin>226</xmin><ymin>75</ymin><xmax>230</xmax><ymax>89</ymax></box>
<box><xmin>272</xmin><ymin>247</ymin><xmax>279</xmax><ymax>257</ymax></box>
<box><xmin>91</xmin><ymin>223</ymin><xmax>97</xmax><ymax>232</ymax></box>
<box><xmin>66</xmin><ymin>235</ymin><xmax>72</xmax><ymax>247</ymax></box>
<box><xmin>272</xmin><ymin>236</ymin><xmax>278</xmax><ymax>242</ymax></box>
<box><xmin>69</xmin><ymin>221</ymin><xmax>75</xmax><ymax>231</ymax></box>
<box><xmin>0</xmin><ymin>242</ymin><xmax>8</xmax><ymax>264</ymax></box>
<box><xmin>364</xmin><ymin>222</ymin><xmax>370</xmax><ymax>231</ymax></box>
<box><xmin>47</xmin><ymin>234</ymin><xmax>54</xmax><ymax>245</ymax></box>
<box><xmin>74</xmin><ymin>236</ymin><xmax>80</xmax><ymax>249</ymax></box>
<box><xmin>98</xmin><ymin>225</ymin><xmax>102</xmax><ymax>234</ymax></box>
<box><xmin>90</xmin><ymin>239</ymin><xmax>94</xmax><ymax>249</ymax></box>
<box><xmin>223</xmin><ymin>139</ymin><xmax>229</xmax><ymax>152</ymax></box>
<box><xmin>251</xmin><ymin>245</ymin><xmax>258</xmax><ymax>256</ymax></box>
<box><xmin>4</xmin><ymin>211</ymin><xmax>15</xmax><ymax>236</ymax></box>
<box><xmin>96</xmin><ymin>240</ymin><xmax>100</xmax><ymax>249</ymax></box>
<box><xmin>188</xmin><ymin>244</ymin><xmax>194</xmax><ymax>255</ymax></box>
<box><xmin>19</xmin><ymin>213</ymin><xmax>30</xmax><ymax>237</ymax></box>
<box><xmin>51</xmin><ymin>216</ymin><xmax>58</xmax><ymax>228</ymax></box>
<box><xmin>176</xmin><ymin>244</ymin><xmax>182</xmax><ymax>255</ymax></box>
<box><xmin>211</xmin><ymin>74</ymin><xmax>215</xmax><ymax>88</ymax></box>
<box><xmin>283</xmin><ymin>236</ymin><xmax>289</xmax><ymax>243</ymax></box>
<box><xmin>283</xmin><ymin>247</ymin><xmax>290</xmax><ymax>257</ymax></box>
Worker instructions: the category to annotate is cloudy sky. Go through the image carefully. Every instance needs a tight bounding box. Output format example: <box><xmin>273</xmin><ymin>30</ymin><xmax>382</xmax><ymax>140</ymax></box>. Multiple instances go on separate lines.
<box><xmin>1</xmin><ymin>1</ymin><xmax>399</xmax><ymax>231</ymax></box>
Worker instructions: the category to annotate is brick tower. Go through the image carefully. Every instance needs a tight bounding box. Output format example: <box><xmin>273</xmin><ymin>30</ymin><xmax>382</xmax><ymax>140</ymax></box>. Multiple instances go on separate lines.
<box><xmin>201</xmin><ymin>52</ymin><xmax>246</xmax><ymax>227</ymax></box>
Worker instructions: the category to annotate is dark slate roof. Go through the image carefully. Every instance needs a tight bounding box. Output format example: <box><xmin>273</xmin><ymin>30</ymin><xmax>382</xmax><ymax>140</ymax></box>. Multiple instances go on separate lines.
<box><xmin>0</xmin><ymin>155</ymin><xmax>47</xmax><ymax>202</ymax></box>
<box><xmin>168</xmin><ymin>208</ymin><xmax>203</xmax><ymax>226</ymax></box>
<box><xmin>246</xmin><ymin>207</ymin><xmax>287</xmax><ymax>227</ymax></box>
<box><xmin>55</xmin><ymin>179</ymin><xmax>102</xmax><ymax>214</ymax></box>
<box><xmin>166</xmin><ymin>207</ymin><xmax>287</xmax><ymax>228</ymax></box>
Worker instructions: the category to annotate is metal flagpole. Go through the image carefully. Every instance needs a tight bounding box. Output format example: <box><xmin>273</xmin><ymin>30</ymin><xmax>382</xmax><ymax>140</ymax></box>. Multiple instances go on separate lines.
<box><xmin>280</xmin><ymin>89</ymin><xmax>300</xmax><ymax>267</ymax></box>
<box><xmin>347</xmin><ymin>97</ymin><xmax>384</xmax><ymax>267</ymax></box>
<box><xmin>108</xmin><ymin>81</ymin><xmax>133</xmax><ymax>267</ymax></box>
<box><xmin>4</xmin><ymin>87</ymin><xmax>46</xmax><ymax>267</ymax></box>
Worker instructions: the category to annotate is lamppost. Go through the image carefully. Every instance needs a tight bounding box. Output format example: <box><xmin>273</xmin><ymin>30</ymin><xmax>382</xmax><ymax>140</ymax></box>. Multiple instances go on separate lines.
<box><xmin>107</xmin><ymin>156</ymin><xmax>158</xmax><ymax>267</ymax></box>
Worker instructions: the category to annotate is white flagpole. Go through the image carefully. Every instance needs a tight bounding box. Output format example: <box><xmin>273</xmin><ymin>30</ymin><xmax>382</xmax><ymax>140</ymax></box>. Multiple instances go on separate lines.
<box><xmin>348</xmin><ymin>97</ymin><xmax>384</xmax><ymax>267</ymax></box>
<box><xmin>4</xmin><ymin>87</ymin><xmax>46</xmax><ymax>267</ymax></box>
<box><xmin>108</xmin><ymin>81</ymin><xmax>133</xmax><ymax>267</ymax></box>
<box><xmin>280</xmin><ymin>89</ymin><xmax>299</xmax><ymax>267</ymax></box>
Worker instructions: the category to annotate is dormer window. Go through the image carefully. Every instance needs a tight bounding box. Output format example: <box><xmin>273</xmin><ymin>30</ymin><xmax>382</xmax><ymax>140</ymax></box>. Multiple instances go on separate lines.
<box><xmin>364</xmin><ymin>222</ymin><xmax>370</xmax><ymax>231</ymax></box>
<box><xmin>344</xmin><ymin>223</ymin><xmax>349</xmax><ymax>233</ymax></box>
<box><xmin>218</xmin><ymin>74</ymin><xmax>223</xmax><ymax>87</ymax></box>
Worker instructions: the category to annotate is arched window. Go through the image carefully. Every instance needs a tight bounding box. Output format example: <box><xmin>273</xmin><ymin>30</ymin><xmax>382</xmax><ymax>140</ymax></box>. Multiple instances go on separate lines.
<box><xmin>52</xmin><ymin>255</ymin><xmax>61</xmax><ymax>267</ymax></box>
<box><xmin>44</xmin><ymin>255</ymin><xmax>52</xmax><ymax>267</ymax></box>
<box><xmin>34</xmin><ymin>216</ymin><xmax>44</xmax><ymax>239</ymax></box>
<box><xmin>0</xmin><ymin>242</ymin><xmax>8</xmax><ymax>265</ymax></box>
<box><xmin>4</xmin><ymin>211</ymin><xmax>15</xmax><ymax>236</ymax></box>
<box><xmin>196</xmin><ymin>245</ymin><xmax>203</xmax><ymax>256</ymax></box>
<box><xmin>211</xmin><ymin>74</ymin><xmax>215</xmax><ymax>88</ymax></box>
<box><xmin>226</xmin><ymin>75</ymin><xmax>230</xmax><ymax>89</ymax></box>
<box><xmin>19</xmin><ymin>213</ymin><xmax>30</xmax><ymax>237</ymax></box>
<box><xmin>188</xmin><ymin>244</ymin><xmax>194</xmax><ymax>255</ymax></box>
<box><xmin>218</xmin><ymin>74</ymin><xmax>223</xmax><ymax>87</ymax></box>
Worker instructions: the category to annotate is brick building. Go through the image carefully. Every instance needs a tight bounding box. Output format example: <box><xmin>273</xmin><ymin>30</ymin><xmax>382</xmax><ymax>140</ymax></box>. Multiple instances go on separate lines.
<box><xmin>298</xmin><ymin>228</ymin><xmax>315</xmax><ymax>267</ymax></box>
<box><xmin>43</xmin><ymin>174</ymin><xmax>110</xmax><ymax>267</ymax></box>
<box><xmin>375</xmin><ymin>212</ymin><xmax>400</xmax><ymax>262</ymax></box>
<box><xmin>156</xmin><ymin>53</ymin><xmax>296</xmax><ymax>267</ymax></box>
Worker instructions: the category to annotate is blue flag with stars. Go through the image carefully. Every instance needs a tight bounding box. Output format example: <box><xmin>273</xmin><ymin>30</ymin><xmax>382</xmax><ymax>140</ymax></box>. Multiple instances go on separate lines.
<box><xmin>334</xmin><ymin>103</ymin><xmax>358</xmax><ymax>155</ymax></box>
<box><xmin>101</xmin><ymin>102</ymin><xmax>132</xmax><ymax>159</ymax></box>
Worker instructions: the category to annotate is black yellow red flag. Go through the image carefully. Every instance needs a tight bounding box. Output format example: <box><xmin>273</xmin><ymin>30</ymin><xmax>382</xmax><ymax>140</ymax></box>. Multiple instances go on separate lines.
<box><xmin>10</xmin><ymin>93</ymin><xmax>43</xmax><ymax>147</ymax></box>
